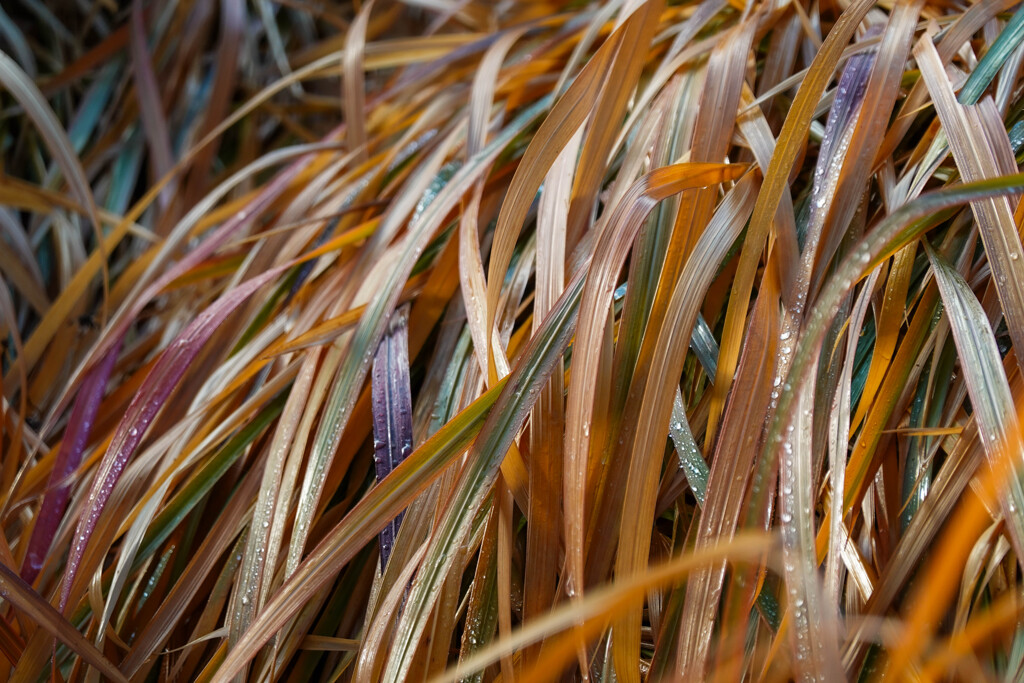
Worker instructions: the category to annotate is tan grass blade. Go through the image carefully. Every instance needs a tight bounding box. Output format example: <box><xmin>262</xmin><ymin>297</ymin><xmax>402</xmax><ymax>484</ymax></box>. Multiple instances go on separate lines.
<box><xmin>611</xmin><ymin>170</ymin><xmax>753</xmax><ymax>681</ymax></box>
<box><xmin>709</xmin><ymin>0</ymin><xmax>874</xmax><ymax>439</ymax></box>
<box><xmin>485</xmin><ymin>22</ymin><xmax>625</xmax><ymax>379</ymax></box>
<box><xmin>916</xmin><ymin>35</ymin><xmax>1024</xmax><ymax>378</ymax></box>
<box><xmin>439</xmin><ymin>532</ymin><xmax>774</xmax><ymax>683</ymax></box>
<box><xmin>676</xmin><ymin>271</ymin><xmax>779</xmax><ymax>679</ymax></box>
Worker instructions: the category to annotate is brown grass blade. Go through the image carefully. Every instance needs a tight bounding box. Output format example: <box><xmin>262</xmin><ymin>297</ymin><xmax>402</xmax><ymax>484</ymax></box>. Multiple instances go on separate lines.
<box><xmin>0</xmin><ymin>563</ymin><xmax>125</xmax><ymax>683</ymax></box>
<box><xmin>611</xmin><ymin>169</ymin><xmax>752</xmax><ymax>681</ymax></box>
<box><xmin>709</xmin><ymin>0</ymin><xmax>874</xmax><ymax>439</ymax></box>
<box><xmin>916</xmin><ymin>35</ymin><xmax>1024</xmax><ymax>378</ymax></box>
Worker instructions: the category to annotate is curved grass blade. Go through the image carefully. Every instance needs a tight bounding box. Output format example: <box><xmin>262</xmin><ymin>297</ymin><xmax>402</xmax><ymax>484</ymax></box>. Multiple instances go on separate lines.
<box><xmin>923</xmin><ymin>243</ymin><xmax>1024</xmax><ymax>554</ymax></box>
<box><xmin>916</xmin><ymin>36</ymin><xmax>1024</xmax><ymax>376</ymax></box>
<box><xmin>0</xmin><ymin>563</ymin><xmax>126</xmax><ymax>683</ymax></box>
<box><xmin>283</xmin><ymin>96</ymin><xmax>553</xmax><ymax>579</ymax></box>
<box><xmin>676</xmin><ymin>276</ymin><xmax>779</xmax><ymax>679</ymax></box>
<box><xmin>710</xmin><ymin>0</ymin><xmax>874</xmax><ymax>437</ymax></box>
<box><xmin>460</xmin><ymin>25</ymin><xmax>529</xmax><ymax>378</ymax></box>
<box><xmin>130</xmin><ymin>0</ymin><xmax>174</xmax><ymax>206</ymax></box>
<box><xmin>958</xmin><ymin>4</ymin><xmax>1024</xmax><ymax>105</ymax></box>
<box><xmin>825</xmin><ymin>268</ymin><xmax>880</xmax><ymax>605</ymax></box>
<box><xmin>60</xmin><ymin>264</ymin><xmax>287</xmax><ymax>614</ymax></box>
<box><xmin>438</xmin><ymin>533</ymin><xmax>774</xmax><ymax>683</ymax></box>
<box><xmin>19</xmin><ymin>341</ymin><xmax>120</xmax><ymax>585</ymax></box>
<box><xmin>378</xmin><ymin>261</ymin><xmax>586</xmax><ymax>682</ymax></box>
<box><xmin>0</xmin><ymin>49</ymin><xmax>100</xmax><ymax>236</ymax></box>
<box><xmin>808</xmin><ymin>0</ymin><xmax>923</xmax><ymax>298</ymax></box>
<box><xmin>564</xmin><ymin>0</ymin><xmax>664</xmax><ymax>250</ymax></box>
<box><xmin>523</xmin><ymin>117</ymin><xmax>575</xmax><ymax>663</ymax></box>
<box><xmin>564</xmin><ymin>163</ymin><xmax>747</xmax><ymax>613</ymax></box>
<box><xmin>610</xmin><ymin>170</ymin><xmax>756</xmax><ymax>681</ymax></box>
<box><xmin>343</xmin><ymin>0</ymin><xmax>373</xmax><ymax>164</ymax></box>
<box><xmin>211</xmin><ymin>376</ymin><xmax>508</xmax><ymax>682</ymax></box>
<box><xmin>751</xmin><ymin>173</ymin><xmax>1024</xmax><ymax>681</ymax></box>
<box><xmin>133</xmin><ymin>392</ymin><xmax>287</xmax><ymax>568</ymax></box>
<box><xmin>485</xmin><ymin>22</ymin><xmax>625</xmax><ymax>372</ymax></box>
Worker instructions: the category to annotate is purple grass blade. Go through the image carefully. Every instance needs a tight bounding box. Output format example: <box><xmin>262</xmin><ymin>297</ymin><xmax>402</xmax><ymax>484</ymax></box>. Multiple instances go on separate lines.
<box><xmin>43</xmin><ymin>136</ymin><xmax>341</xmax><ymax>431</ymax></box>
<box><xmin>805</xmin><ymin>26</ymin><xmax>879</xmax><ymax>243</ymax></box>
<box><xmin>19</xmin><ymin>340</ymin><xmax>121</xmax><ymax>585</ymax></box>
<box><xmin>371</xmin><ymin>305</ymin><xmax>413</xmax><ymax>568</ymax></box>
<box><xmin>59</xmin><ymin>264</ymin><xmax>286</xmax><ymax>613</ymax></box>
<box><xmin>84</xmin><ymin>153</ymin><xmax>311</xmax><ymax>370</ymax></box>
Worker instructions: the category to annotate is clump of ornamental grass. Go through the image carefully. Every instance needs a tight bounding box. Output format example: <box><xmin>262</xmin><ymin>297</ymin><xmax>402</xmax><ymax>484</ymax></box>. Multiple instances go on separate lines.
<box><xmin>4</xmin><ymin>0</ymin><xmax>1024</xmax><ymax>680</ymax></box>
